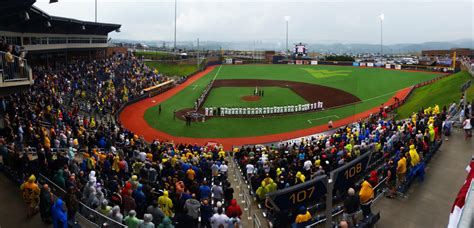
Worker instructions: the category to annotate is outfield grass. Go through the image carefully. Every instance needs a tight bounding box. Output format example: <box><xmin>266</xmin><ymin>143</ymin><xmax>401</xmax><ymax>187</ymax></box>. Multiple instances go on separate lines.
<box><xmin>203</xmin><ymin>87</ymin><xmax>308</xmax><ymax>108</ymax></box>
<box><xmin>145</xmin><ymin>61</ymin><xmax>198</xmax><ymax>77</ymax></box>
<box><xmin>397</xmin><ymin>71</ymin><xmax>474</xmax><ymax>119</ymax></box>
<box><xmin>144</xmin><ymin>65</ymin><xmax>442</xmax><ymax>138</ymax></box>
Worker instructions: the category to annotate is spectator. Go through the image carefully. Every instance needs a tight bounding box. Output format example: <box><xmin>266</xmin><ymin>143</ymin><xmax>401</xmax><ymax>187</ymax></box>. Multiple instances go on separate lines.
<box><xmin>211</xmin><ymin>182</ymin><xmax>224</xmax><ymax>203</ymax></box>
<box><xmin>64</xmin><ymin>186</ymin><xmax>79</xmax><ymax>221</ymax></box>
<box><xmin>200</xmin><ymin>199</ymin><xmax>214</xmax><ymax>228</ymax></box>
<box><xmin>107</xmin><ymin>205</ymin><xmax>124</xmax><ymax>225</ymax></box>
<box><xmin>51</xmin><ymin>198</ymin><xmax>68</xmax><ymax>228</ymax></box>
<box><xmin>359</xmin><ymin>179</ymin><xmax>374</xmax><ymax>217</ymax></box>
<box><xmin>124</xmin><ymin>210</ymin><xmax>141</xmax><ymax>228</ymax></box>
<box><xmin>184</xmin><ymin>194</ymin><xmax>201</xmax><ymax>223</ymax></box>
<box><xmin>226</xmin><ymin>199</ymin><xmax>242</xmax><ymax>218</ymax></box>
<box><xmin>157</xmin><ymin>216</ymin><xmax>175</xmax><ymax>228</ymax></box>
<box><xmin>343</xmin><ymin>188</ymin><xmax>360</xmax><ymax>225</ymax></box>
<box><xmin>147</xmin><ymin>200</ymin><xmax>165</xmax><ymax>225</ymax></box>
<box><xmin>39</xmin><ymin>184</ymin><xmax>53</xmax><ymax>223</ymax></box>
<box><xmin>294</xmin><ymin>206</ymin><xmax>311</xmax><ymax>227</ymax></box>
<box><xmin>138</xmin><ymin>213</ymin><xmax>155</xmax><ymax>228</ymax></box>
<box><xmin>158</xmin><ymin>190</ymin><xmax>174</xmax><ymax>217</ymax></box>
<box><xmin>397</xmin><ymin>154</ymin><xmax>407</xmax><ymax>186</ymax></box>
<box><xmin>20</xmin><ymin>174</ymin><xmax>40</xmax><ymax>218</ymax></box>
<box><xmin>463</xmin><ymin>115</ymin><xmax>472</xmax><ymax>140</ymax></box>
<box><xmin>210</xmin><ymin>207</ymin><xmax>229</xmax><ymax>228</ymax></box>
<box><xmin>385</xmin><ymin>160</ymin><xmax>397</xmax><ymax>198</ymax></box>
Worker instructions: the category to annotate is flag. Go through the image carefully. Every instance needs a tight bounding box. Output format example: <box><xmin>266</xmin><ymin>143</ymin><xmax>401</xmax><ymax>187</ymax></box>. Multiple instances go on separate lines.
<box><xmin>448</xmin><ymin>160</ymin><xmax>474</xmax><ymax>228</ymax></box>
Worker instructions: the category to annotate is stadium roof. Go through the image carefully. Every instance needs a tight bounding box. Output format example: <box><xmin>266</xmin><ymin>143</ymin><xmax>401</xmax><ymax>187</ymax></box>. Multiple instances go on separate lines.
<box><xmin>0</xmin><ymin>0</ymin><xmax>121</xmax><ymax>36</ymax></box>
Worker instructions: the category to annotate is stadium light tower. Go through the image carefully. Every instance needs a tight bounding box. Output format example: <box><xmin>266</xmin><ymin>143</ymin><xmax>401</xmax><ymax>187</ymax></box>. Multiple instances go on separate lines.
<box><xmin>284</xmin><ymin>16</ymin><xmax>291</xmax><ymax>54</ymax></box>
<box><xmin>174</xmin><ymin>0</ymin><xmax>177</xmax><ymax>51</ymax></box>
<box><xmin>379</xmin><ymin>13</ymin><xmax>384</xmax><ymax>58</ymax></box>
<box><xmin>95</xmin><ymin>0</ymin><xmax>97</xmax><ymax>22</ymax></box>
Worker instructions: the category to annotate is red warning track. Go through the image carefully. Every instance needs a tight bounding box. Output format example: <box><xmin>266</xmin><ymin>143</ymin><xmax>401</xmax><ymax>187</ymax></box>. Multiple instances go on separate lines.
<box><xmin>119</xmin><ymin>65</ymin><xmax>414</xmax><ymax>149</ymax></box>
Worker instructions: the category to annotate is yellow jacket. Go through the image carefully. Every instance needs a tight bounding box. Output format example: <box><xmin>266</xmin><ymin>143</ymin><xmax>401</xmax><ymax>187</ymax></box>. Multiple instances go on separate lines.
<box><xmin>408</xmin><ymin>145</ymin><xmax>420</xmax><ymax>167</ymax></box>
<box><xmin>359</xmin><ymin>181</ymin><xmax>374</xmax><ymax>204</ymax></box>
<box><xmin>158</xmin><ymin>191</ymin><xmax>173</xmax><ymax>217</ymax></box>
<box><xmin>295</xmin><ymin>211</ymin><xmax>312</xmax><ymax>223</ymax></box>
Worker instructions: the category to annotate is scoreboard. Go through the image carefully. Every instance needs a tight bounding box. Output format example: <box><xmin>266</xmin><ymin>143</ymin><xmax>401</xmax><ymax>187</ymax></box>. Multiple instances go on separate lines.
<box><xmin>293</xmin><ymin>42</ymin><xmax>307</xmax><ymax>58</ymax></box>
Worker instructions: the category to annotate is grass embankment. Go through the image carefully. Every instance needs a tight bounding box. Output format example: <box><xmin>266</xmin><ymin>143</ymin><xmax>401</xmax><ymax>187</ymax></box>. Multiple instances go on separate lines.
<box><xmin>145</xmin><ymin>61</ymin><xmax>198</xmax><ymax>77</ymax></box>
<box><xmin>397</xmin><ymin>71</ymin><xmax>474</xmax><ymax>119</ymax></box>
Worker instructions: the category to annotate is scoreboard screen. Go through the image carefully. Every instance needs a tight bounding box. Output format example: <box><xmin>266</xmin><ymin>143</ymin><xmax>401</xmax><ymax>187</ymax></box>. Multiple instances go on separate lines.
<box><xmin>296</xmin><ymin>45</ymin><xmax>305</xmax><ymax>54</ymax></box>
<box><xmin>293</xmin><ymin>42</ymin><xmax>307</xmax><ymax>58</ymax></box>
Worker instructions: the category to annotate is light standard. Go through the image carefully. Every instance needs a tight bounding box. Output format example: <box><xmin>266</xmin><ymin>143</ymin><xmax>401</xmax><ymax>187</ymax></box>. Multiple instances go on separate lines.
<box><xmin>379</xmin><ymin>13</ymin><xmax>384</xmax><ymax>58</ymax></box>
<box><xmin>174</xmin><ymin>0</ymin><xmax>177</xmax><ymax>51</ymax></box>
<box><xmin>95</xmin><ymin>0</ymin><xmax>97</xmax><ymax>22</ymax></box>
<box><xmin>284</xmin><ymin>16</ymin><xmax>290</xmax><ymax>54</ymax></box>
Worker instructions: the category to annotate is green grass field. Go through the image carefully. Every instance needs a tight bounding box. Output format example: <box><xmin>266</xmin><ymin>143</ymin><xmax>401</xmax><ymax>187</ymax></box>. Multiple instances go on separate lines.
<box><xmin>397</xmin><ymin>71</ymin><xmax>474</xmax><ymax>119</ymax></box>
<box><xmin>144</xmin><ymin>64</ymin><xmax>442</xmax><ymax>138</ymax></box>
<box><xmin>135</xmin><ymin>51</ymin><xmax>176</xmax><ymax>60</ymax></box>
<box><xmin>203</xmin><ymin>87</ymin><xmax>308</xmax><ymax>108</ymax></box>
<box><xmin>145</xmin><ymin>61</ymin><xmax>198</xmax><ymax>77</ymax></box>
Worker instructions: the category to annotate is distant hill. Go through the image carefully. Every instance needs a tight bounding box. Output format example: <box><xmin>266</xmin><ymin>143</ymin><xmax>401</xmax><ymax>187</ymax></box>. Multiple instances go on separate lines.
<box><xmin>113</xmin><ymin>38</ymin><xmax>473</xmax><ymax>54</ymax></box>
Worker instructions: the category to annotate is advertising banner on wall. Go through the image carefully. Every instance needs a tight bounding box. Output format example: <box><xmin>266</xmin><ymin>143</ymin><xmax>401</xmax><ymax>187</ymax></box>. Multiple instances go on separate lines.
<box><xmin>367</xmin><ymin>62</ymin><xmax>374</xmax><ymax>67</ymax></box>
<box><xmin>234</xmin><ymin>60</ymin><xmax>243</xmax><ymax>64</ymax></box>
<box><xmin>395</xmin><ymin>64</ymin><xmax>402</xmax><ymax>70</ymax></box>
<box><xmin>352</xmin><ymin>62</ymin><xmax>360</xmax><ymax>67</ymax></box>
<box><xmin>225</xmin><ymin>58</ymin><xmax>233</xmax><ymax>64</ymax></box>
<box><xmin>310</xmin><ymin>60</ymin><xmax>318</xmax><ymax>65</ymax></box>
<box><xmin>385</xmin><ymin>64</ymin><xmax>391</xmax><ymax>69</ymax></box>
<box><xmin>296</xmin><ymin>60</ymin><xmax>303</xmax><ymax>65</ymax></box>
<box><xmin>359</xmin><ymin>62</ymin><xmax>367</xmax><ymax>67</ymax></box>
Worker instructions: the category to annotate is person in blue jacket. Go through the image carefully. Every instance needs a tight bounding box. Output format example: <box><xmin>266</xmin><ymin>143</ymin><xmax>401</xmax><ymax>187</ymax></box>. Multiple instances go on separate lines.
<box><xmin>52</xmin><ymin>198</ymin><xmax>68</xmax><ymax>228</ymax></box>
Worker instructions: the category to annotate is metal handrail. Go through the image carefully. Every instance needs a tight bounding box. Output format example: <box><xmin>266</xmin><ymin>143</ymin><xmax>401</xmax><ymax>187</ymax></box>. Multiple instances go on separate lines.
<box><xmin>0</xmin><ymin>50</ymin><xmax>30</xmax><ymax>82</ymax></box>
<box><xmin>38</xmin><ymin>174</ymin><xmax>127</xmax><ymax>228</ymax></box>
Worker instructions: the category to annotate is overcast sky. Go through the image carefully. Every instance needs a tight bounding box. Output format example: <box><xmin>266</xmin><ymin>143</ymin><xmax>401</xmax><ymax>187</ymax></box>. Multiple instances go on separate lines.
<box><xmin>34</xmin><ymin>0</ymin><xmax>473</xmax><ymax>44</ymax></box>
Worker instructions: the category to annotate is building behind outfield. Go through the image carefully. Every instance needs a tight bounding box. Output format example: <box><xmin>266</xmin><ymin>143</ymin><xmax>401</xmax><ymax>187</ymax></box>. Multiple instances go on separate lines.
<box><xmin>422</xmin><ymin>48</ymin><xmax>474</xmax><ymax>58</ymax></box>
<box><xmin>0</xmin><ymin>0</ymin><xmax>123</xmax><ymax>66</ymax></box>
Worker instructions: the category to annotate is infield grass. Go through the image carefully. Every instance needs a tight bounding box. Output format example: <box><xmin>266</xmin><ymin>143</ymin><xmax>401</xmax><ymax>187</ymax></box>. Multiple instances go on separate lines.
<box><xmin>203</xmin><ymin>87</ymin><xmax>308</xmax><ymax>108</ymax></box>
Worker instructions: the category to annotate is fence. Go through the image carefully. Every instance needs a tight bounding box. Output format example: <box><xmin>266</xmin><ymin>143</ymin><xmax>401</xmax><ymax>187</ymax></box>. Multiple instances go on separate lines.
<box><xmin>0</xmin><ymin>51</ymin><xmax>32</xmax><ymax>82</ymax></box>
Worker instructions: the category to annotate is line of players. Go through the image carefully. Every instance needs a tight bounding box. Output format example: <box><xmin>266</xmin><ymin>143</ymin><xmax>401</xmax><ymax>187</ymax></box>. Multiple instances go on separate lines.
<box><xmin>204</xmin><ymin>101</ymin><xmax>324</xmax><ymax>116</ymax></box>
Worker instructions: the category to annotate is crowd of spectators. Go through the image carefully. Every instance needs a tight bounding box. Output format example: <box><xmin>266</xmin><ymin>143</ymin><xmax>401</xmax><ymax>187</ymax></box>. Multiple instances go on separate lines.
<box><xmin>234</xmin><ymin>103</ymin><xmax>462</xmax><ymax>226</ymax></box>
<box><xmin>0</xmin><ymin>55</ymin><xmax>244</xmax><ymax>228</ymax></box>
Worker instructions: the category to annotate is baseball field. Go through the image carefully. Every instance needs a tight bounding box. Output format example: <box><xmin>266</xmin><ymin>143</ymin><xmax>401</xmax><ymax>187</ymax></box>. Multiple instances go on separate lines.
<box><xmin>120</xmin><ymin>64</ymin><xmax>444</xmax><ymax>146</ymax></box>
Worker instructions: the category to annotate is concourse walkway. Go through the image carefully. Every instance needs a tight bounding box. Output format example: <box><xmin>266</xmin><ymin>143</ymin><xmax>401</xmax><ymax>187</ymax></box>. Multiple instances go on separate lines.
<box><xmin>0</xmin><ymin>173</ymin><xmax>49</xmax><ymax>228</ymax></box>
<box><xmin>374</xmin><ymin>129</ymin><xmax>474</xmax><ymax>227</ymax></box>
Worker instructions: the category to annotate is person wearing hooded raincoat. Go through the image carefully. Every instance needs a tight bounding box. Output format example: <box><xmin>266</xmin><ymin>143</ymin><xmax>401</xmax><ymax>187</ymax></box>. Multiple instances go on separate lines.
<box><xmin>20</xmin><ymin>175</ymin><xmax>41</xmax><ymax>218</ymax></box>
<box><xmin>157</xmin><ymin>216</ymin><xmax>175</xmax><ymax>228</ymax></box>
<box><xmin>226</xmin><ymin>199</ymin><xmax>242</xmax><ymax>218</ymax></box>
<box><xmin>51</xmin><ymin>198</ymin><xmax>68</xmax><ymax>228</ymax></box>
<box><xmin>123</xmin><ymin>210</ymin><xmax>140</xmax><ymax>228</ymax></box>
<box><xmin>408</xmin><ymin>145</ymin><xmax>420</xmax><ymax>167</ymax></box>
<box><xmin>294</xmin><ymin>206</ymin><xmax>312</xmax><ymax>227</ymax></box>
<box><xmin>359</xmin><ymin>180</ymin><xmax>374</xmax><ymax>217</ymax></box>
<box><xmin>158</xmin><ymin>190</ymin><xmax>173</xmax><ymax>217</ymax></box>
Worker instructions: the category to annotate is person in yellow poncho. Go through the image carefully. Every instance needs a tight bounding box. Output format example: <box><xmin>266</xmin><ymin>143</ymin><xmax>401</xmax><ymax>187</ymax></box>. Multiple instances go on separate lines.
<box><xmin>408</xmin><ymin>145</ymin><xmax>420</xmax><ymax>167</ymax></box>
<box><xmin>20</xmin><ymin>175</ymin><xmax>41</xmax><ymax>218</ymax></box>
<box><xmin>218</xmin><ymin>149</ymin><xmax>226</xmax><ymax>159</ymax></box>
<box><xmin>295</xmin><ymin>171</ymin><xmax>305</xmax><ymax>184</ymax></box>
<box><xmin>359</xmin><ymin>180</ymin><xmax>374</xmax><ymax>217</ymax></box>
<box><xmin>158</xmin><ymin>190</ymin><xmax>173</xmax><ymax>217</ymax></box>
<box><xmin>256</xmin><ymin>182</ymin><xmax>268</xmax><ymax>201</ymax></box>
<box><xmin>428</xmin><ymin>125</ymin><xmax>435</xmax><ymax>143</ymax></box>
<box><xmin>295</xmin><ymin>206</ymin><xmax>312</xmax><ymax>225</ymax></box>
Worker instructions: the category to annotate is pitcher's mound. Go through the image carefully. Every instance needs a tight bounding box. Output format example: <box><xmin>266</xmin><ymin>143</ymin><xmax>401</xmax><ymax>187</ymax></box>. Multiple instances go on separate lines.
<box><xmin>241</xmin><ymin>95</ymin><xmax>261</xmax><ymax>102</ymax></box>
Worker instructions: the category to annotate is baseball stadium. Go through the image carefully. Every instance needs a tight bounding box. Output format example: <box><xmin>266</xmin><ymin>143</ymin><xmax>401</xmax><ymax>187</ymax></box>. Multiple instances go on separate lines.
<box><xmin>0</xmin><ymin>1</ymin><xmax>473</xmax><ymax>228</ymax></box>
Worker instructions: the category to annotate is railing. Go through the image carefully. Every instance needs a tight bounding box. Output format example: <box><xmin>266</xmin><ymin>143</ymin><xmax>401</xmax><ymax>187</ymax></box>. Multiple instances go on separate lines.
<box><xmin>0</xmin><ymin>51</ymin><xmax>32</xmax><ymax>83</ymax></box>
<box><xmin>38</xmin><ymin>174</ymin><xmax>127</xmax><ymax>228</ymax></box>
